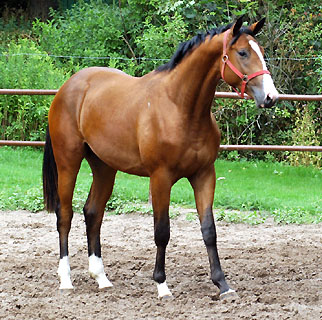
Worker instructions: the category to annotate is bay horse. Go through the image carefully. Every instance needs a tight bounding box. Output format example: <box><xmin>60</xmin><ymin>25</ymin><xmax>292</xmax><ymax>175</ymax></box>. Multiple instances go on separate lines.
<box><xmin>43</xmin><ymin>16</ymin><xmax>278</xmax><ymax>299</ymax></box>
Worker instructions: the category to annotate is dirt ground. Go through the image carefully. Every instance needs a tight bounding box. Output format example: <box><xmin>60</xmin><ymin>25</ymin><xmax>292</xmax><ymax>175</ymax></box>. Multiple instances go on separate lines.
<box><xmin>0</xmin><ymin>210</ymin><xmax>321</xmax><ymax>320</ymax></box>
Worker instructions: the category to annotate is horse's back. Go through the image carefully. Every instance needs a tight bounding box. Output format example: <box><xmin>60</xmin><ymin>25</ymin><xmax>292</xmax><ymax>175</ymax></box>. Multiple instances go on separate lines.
<box><xmin>52</xmin><ymin>66</ymin><xmax>134</xmax><ymax>107</ymax></box>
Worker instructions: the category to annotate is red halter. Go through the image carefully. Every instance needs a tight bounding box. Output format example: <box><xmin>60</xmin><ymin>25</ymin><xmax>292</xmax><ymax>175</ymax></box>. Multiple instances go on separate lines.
<box><xmin>221</xmin><ymin>30</ymin><xmax>270</xmax><ymax>99</ymax></box>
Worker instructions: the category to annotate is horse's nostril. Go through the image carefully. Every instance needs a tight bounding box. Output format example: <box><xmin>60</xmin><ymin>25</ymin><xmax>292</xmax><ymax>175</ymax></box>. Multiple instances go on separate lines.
<box><xmin>265</xmin><ymin>95</ymin><xmax>272</xmax><ymax>103</ymax></box>
<box><xmin>264</xmin><ymin>94</ymin><xmax>274</xmax><ymax>107</ymax></box>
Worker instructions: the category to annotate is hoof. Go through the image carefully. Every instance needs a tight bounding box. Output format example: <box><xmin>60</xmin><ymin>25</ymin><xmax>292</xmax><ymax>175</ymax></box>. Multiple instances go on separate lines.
<box><xmin>59</xmin><ymin>277</ymin><xmax>74</xmax><ymax>290</ymax></box>
<box><xmin>219</xmin><ymin>289</ymin><xmax>238</xmax><ymax>301</ymax></box>
<box><xmin>97</xmin><ymin>277</ymin><xmax>113</xmax><ymax>290</ymax></box>
<box><xmin>157</xmin><ymin>281</ymin><xmax>173</xmax><ymax>299</ymax></box>
<box><xmin>89</xmin><ymin>272</ymin><xmax>113</xmax><ymax>289</ymax></box>
<box><xmin>59</xmin><ymin>283</ymin><xmax>74</xmax><ymax>291</ymax></box>
<box><xmin>160</xmin><ymin>294</ymin><xmax>174</xmax><ymax>300</ymax></box>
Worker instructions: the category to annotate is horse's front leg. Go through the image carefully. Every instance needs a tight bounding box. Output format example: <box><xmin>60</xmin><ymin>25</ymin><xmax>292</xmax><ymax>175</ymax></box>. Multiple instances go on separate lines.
<box><xmin>150</xmin><ymin>168</ymin><xmax>173</xmax><ymax>299</ymax></box>
<box><xmin>189</xmin><ymin>165</ymin><xmax>236</xmax><ymax>299</ymax></box>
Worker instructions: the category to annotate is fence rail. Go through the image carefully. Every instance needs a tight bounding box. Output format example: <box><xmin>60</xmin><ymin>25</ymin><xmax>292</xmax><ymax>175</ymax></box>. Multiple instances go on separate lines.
<box><xmin>1</xmin><ymin>140</ymin><xmax>321</xmax><ymax>152</ymax></box>
<box><xmin>1</xmin><ymin>89</ymin><xmax>322</xmax><ymax>151</ymax></box>
<box><xmin>1</xmin><ymin>89</ymin><xmax>322</xmax><ymax>101</ymax></box>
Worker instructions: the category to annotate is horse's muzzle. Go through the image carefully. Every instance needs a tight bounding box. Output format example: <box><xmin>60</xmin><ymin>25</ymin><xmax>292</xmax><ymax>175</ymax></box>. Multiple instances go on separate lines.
<box><xmin>254</xmin><ymin>91</ymin><xmax>279</xmax><ymax>108</ymax></box>
<box><xmin>260</xmin><ymin>93</ymin><xmax>279</xmax><ymax>108</ymax></box>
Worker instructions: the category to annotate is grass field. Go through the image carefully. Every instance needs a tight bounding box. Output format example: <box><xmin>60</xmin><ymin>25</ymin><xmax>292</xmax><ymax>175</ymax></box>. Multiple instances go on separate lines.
<box><xmin>0</xmin><ymin>147</ymin><xmax>321</xmax><ymax>224</ymax></box>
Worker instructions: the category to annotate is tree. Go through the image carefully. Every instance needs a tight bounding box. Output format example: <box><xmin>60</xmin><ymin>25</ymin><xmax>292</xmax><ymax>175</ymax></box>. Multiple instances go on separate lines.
<box><xmin>27</xmin><ymin>0</ymin><xmax>59</xmax><ymax>19</ymax></box>
<box><xmin>0</xmin><ymin>0</ymin><xmax>59</xmax><ymax>20</ymax></box>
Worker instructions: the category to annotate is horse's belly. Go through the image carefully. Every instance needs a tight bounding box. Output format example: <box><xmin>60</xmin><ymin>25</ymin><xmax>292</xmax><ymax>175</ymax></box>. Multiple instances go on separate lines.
<box><xmin>85</xmin><ymin>131</ymin><xmax>148</xmax><ymax>176</ymax></box>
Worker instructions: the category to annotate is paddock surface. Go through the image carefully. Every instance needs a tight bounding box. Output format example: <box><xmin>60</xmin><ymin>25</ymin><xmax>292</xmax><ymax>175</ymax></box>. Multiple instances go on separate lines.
<box><xmin>1</xmin><ymin>210</ymin><xmax>321</xmax><ymax>319</ymax></box>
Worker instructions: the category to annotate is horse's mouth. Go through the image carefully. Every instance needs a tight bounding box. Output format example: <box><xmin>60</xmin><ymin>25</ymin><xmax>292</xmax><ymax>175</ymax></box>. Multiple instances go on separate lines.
<box><xmin>252</xmin><ymin>90</ymin><xmax>279</xmax><ymax>109</ymax></box>
<box><xmin>257</xmin><ymin>94</ymin><xmax>279</xmax><ymax>108</ymax></box>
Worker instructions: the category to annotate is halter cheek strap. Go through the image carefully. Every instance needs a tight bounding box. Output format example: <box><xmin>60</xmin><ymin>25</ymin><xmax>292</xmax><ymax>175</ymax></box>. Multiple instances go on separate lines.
<box><xmin>221</xmin><ymin>30</ymin><xmax>270</xmax><ymax>99</ymax></box>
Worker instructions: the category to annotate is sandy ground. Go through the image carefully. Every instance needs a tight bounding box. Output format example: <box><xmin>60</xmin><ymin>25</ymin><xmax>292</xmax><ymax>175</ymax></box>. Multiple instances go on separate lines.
<box><xmin>0</xmin><ymin>210</ymin><xmax>321</xmax><ymax>320</ymax></box>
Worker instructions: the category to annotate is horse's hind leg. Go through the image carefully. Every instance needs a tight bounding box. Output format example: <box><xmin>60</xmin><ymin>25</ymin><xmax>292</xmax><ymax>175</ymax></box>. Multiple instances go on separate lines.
<box><xmin>84</xmin><ymin>146</ymin><xmax>116</xmax><ymax>288</ymax></box>
<box><xmin>55</xmin><ymin>143</ymin><xmax>84</xmax><ymax>289</ymax></box>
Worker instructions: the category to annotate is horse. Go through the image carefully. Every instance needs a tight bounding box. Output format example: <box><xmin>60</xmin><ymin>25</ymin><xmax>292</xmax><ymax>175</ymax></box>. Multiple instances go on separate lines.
<box><xmin>43</xmin><ymin>16</ymin><xmax>278</xmax><ymax>299</ymax></box>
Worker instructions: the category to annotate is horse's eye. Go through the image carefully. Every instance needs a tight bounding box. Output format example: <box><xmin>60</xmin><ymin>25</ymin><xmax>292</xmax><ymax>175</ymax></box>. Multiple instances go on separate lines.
<box><xmin>238</xmin><ymin>50</ymin><xmax>248</xmax><ymax>58</ymax></box>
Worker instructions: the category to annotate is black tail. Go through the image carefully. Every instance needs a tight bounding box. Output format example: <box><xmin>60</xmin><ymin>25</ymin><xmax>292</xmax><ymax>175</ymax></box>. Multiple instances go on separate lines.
<box><xmin>42</xmin><ymin>127</ymin><xmax>59</xmax><ymax>212</ymax></box>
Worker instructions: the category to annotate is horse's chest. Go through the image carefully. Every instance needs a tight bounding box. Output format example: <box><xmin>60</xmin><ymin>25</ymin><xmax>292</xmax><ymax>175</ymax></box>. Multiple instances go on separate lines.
<box><xmin>178</xmin><ymin>143</ymin><xmax>216</xmax><ymax>172</ymax></box>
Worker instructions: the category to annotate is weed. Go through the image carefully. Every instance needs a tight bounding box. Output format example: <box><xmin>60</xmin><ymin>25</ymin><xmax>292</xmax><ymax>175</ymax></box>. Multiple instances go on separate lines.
<box><xmin>272</xmin><ymin>208</ymin><xmax>322</xmax><ymax>224</ymax></box>
<box><xmin>215</xmin><ymin>209</ymin><xmax>266</xmax><ymax>225</ymax></box>
<box><xmin>185</xmin><ymin>211</ymin><xmax>198</xmax><ymax>221</ymax></box>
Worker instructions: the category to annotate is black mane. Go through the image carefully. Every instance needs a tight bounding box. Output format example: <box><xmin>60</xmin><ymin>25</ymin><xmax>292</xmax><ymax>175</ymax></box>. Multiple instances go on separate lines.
<box><xmin>156</xmin><ymin>23</ymin><xmax>254</xmax><ymax>72</ymax></box>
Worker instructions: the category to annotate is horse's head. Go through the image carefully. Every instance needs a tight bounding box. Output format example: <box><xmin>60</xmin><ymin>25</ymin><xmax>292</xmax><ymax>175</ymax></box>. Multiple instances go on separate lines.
<box><xmin>221</xmin><ymin>16</ymin><xmax>279</xmax><ymax>108</ymax></box>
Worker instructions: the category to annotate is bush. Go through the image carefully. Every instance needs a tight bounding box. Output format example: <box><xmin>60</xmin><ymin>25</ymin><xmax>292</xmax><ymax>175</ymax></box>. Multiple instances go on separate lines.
<box><xmin>316</xmin><ymin>55</ymin><xmax>322</xmax><ymax>94</ymax></box>
<box><xmin>32</xmin><ymin>0</ymin><xmax>130</xmax><ymax>74</ymax></box>
<box><xmin>288</xmin><ymin>105</ymin><xmax>321</xmax><ymax>168</ymax></box>
<box><xmin>135</xmin><ymin>13</ymin><xmax>188</xmax><ymax>73</ymax></box>
<box><xmin>0</xmin><ymin>38</ymin><xmax>68</xmax><ymax>140</ymax></box>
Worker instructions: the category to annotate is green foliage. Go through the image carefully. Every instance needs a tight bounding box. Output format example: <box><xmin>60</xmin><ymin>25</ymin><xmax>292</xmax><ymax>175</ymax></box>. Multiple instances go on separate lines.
<box><xmin>32</xmin><ymin>0</ymin><xmax>126</xmax><ymax>73</ymax></box>
<box><xmin>259</xmin><ymin>2</ymin><xmax>322</xmax><ymax>94</ymax></box>
<box><xmin>316</xmin><ymin>55</ymin><xmax>322</xmax><ymax>94</ymax></box>
<box><xmin>0</xmin><ymin>7</ymin><xmax>31</xmax><ymax>49</ymax></box>
<box><xmin>215</xmin><ymin>209</ymin><xmax>266</xmax><ymax>225</ymax></box>
<box><xmin>0</xmin><ymin>186</ymin><xmax>43</xmax><ymax>212</ymax></box>
<box><xmin>272</xmin><ymin>208</ymin><xmax>322</xmax><ymax>224</ymax></box>
<box><xmin>135</xmin><ymin>13</ymin><xmax>188</xmax><ymax>72</ymax></box>
<box><xmin>288</xmin><ymin>105</ymin><xmax>322</xmax><ymax>168</ymax></box>
<box><xmin>214</xmin><ymin>99</ymin><xmax>261</xmax><ymax>145</ymax></box>
<box><xmin>0</xmin><ymin>38</ymin><xmax>68</xmax><ymax>140</ymax></box>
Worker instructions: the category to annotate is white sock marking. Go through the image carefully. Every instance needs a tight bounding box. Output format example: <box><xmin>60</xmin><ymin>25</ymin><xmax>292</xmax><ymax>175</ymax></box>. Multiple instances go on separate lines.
<box><xmin>89</xmin><ymin>254</ymin><xmax>113</xmax><ymax>289</ymax></box>
<box><xmin>157</xmin><ymin>281</ymin><xmax>172</xmax><ymax>298</ymax></box>
<box><xmin>57</xmin><ymin>256</ymin><xmax>73</xmax><ymax>289</ymax></box>
<box><xmin>249</xmin><ymin>40</ymin><xmax>279</xmax><ymax>100</ymax></box>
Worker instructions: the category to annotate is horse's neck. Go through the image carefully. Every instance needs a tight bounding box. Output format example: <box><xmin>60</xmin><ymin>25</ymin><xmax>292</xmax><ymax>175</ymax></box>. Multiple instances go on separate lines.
<box><xmin>166</xmin><ymin>38</ymin><xmax>223</xmax><ymax>119</ymax></box>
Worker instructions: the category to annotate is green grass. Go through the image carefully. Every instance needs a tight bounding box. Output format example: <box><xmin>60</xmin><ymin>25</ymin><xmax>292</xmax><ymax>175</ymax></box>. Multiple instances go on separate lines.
<box><xmin>0</xmin><ymin>147</ymin><xmax>321</xmax><ymax>224</ymax></box>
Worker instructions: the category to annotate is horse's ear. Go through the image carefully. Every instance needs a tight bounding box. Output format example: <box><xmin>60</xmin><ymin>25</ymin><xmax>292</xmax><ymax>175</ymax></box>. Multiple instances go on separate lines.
<box><xmin>250</xmin><ymin>18</ymin><xmax>266</xmax><ymax>35</ymax></box>
<box><xmin>233</xmin><ymin>15</ymin><xmax>244</xmax><ymax>36</ymax></box>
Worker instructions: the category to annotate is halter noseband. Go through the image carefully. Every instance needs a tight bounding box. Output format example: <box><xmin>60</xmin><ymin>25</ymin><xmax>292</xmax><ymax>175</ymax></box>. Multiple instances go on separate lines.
<box><xmin>221</xmin><ymin>29</ymin><xmax>270</xmax><ymax>99</ymax></box>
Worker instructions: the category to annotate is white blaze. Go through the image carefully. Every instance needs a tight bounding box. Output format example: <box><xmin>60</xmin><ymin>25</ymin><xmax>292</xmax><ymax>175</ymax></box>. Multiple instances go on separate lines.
<box><xmin>249</xmin><ymin>40</ymin><xmax>279</xmax><ymax>100</ymax></box>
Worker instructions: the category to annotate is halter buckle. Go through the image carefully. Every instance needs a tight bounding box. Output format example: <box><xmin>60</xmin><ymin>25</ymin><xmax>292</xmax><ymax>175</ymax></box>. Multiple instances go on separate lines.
<box><xmin>222</xmin><ymin>55</ymin><xmax>228</xmax><ymax>62</ymax></box>
<box><xmin>242</xmin><ymin>75</ymin><xmax>248</xmax><ymax>83</ymax></box>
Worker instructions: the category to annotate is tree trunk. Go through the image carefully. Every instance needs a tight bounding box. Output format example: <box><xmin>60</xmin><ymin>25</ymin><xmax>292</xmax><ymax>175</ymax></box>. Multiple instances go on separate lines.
<box><xmin>28</xmin><ymin>0</ymin><xmax>59</xmax><ymax>20</ymax></box>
